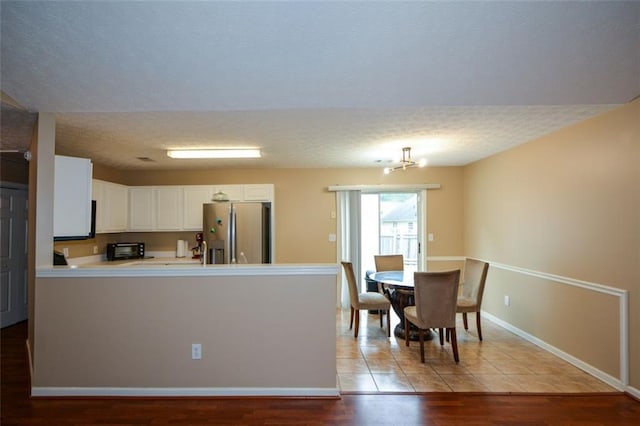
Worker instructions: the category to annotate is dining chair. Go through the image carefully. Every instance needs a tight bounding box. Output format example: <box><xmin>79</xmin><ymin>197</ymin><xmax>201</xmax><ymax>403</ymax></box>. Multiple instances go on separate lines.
<box><xmin>457</xmin><ymin>258</ymin><xmax>490</xmax><ymax>341</ymax></box>
<box><xmin>404</xmin><ymin>269</ymin><xmax>461</xmax><ymax>363</ymax></box>
<box><xmin>373</xmin><ymin>254</ymin><xmax>404</xmax><ymax>295</ymax></box>
<box><xmin>341</xmin><ymin>261</ymin><xmax>391</xmax><ymax>338</ymax></box>
<box><xmin>374</xmin><ymin>254</ymin><xmax>404</xmax><ymax>272</ymax></box>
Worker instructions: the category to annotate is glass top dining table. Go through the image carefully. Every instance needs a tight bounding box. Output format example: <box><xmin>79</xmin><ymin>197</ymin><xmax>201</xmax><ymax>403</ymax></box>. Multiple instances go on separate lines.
<box><xmin>369</xmin><ymin>270</ymin><xmax>431</xmax><ymax>341</ymax></box>
<box><xmin>369</xmin><ymin>270</ymin><xmax>414</xmax><ymax>288</ymax></box>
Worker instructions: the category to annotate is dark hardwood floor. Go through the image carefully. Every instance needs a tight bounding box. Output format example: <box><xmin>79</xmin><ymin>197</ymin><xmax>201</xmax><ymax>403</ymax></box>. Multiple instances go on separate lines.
<box><xmin>2</xmin><ymin>321</ymin><xmax>638</xmax><ymax>425</ymax></box>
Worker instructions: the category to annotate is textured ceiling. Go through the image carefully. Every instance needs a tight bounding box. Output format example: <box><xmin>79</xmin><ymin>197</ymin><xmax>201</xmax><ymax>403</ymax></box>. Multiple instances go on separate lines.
<box><xmin>0</xmin><ymin>102</ymin><xmax>37</xmax><ymax>152</ymax></box>
<box><xmin>1</xmin><ymin>1</ymin><xmax>638</xmax><ymax>170</ymax></box>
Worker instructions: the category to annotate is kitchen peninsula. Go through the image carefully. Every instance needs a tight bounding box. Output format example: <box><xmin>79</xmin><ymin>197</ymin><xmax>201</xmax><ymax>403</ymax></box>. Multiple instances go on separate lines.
<box><xmin>33</xmin><ymin>261</ymin><xmax>339</xmax><ymax>397</ymax></box>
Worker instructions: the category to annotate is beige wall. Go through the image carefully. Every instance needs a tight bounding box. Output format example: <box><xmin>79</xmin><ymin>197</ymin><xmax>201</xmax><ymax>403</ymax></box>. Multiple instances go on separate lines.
<box><xmin>463</xmin><ymin>100</ymin><xmax>639</xmax><ymax>389</ymax></box>
<box><xmin>33</xmin><ymin>272</ymin><xmax>337</xmax><ymax>395</ymax></box>
<box><xmin>71</xmin><ymin>166</ymin><xmax>465</xmax><ymax>263</ymax></box>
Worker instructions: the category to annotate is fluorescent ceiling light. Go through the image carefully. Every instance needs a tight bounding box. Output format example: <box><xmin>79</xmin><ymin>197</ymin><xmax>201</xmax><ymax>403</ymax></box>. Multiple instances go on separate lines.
<box><xmin>167</xmin><ymin>149</ymin><xmax>261</xmax><ymax>159</ymax></box>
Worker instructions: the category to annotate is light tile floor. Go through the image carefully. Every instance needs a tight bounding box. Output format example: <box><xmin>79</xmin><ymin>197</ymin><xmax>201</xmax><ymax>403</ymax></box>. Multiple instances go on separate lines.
<box><xmin>336</xmin><ymin>309</ymin><xmax>617</xmax><ymax>393</ymax></box>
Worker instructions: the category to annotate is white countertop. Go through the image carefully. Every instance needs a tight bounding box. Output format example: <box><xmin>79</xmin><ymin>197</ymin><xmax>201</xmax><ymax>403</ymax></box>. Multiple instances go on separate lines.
<box><xmin>38</xmin><ymin>256</ymin><xmax>339</xmax><ymax>278</ymax></box>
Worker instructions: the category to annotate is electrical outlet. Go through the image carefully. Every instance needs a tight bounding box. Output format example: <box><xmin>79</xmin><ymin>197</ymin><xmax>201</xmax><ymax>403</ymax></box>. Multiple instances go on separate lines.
<box><xmin>93</xmin><ymin>245</ymin><xmax>98</xmax><ymax>254</ymax></box>
<box><xmin>191</xmin><ymin>343</ymin><xmax>202</xmax><ymax>360</ymax></box>
<box><xmin>504</xmin><ymin>295</ymin><xmax>510</xmax><ymax>306</ymax></box>
<box><xmin>63</xmin><ymin>247</ymin><xmax>69</xmax><ymax>257</ymax></box>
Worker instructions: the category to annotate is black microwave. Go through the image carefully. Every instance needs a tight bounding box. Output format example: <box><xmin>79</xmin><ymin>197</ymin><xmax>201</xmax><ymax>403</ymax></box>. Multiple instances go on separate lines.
<box><xmin>106</xmin><ymin>242</ymin><xmax>145</xmax><ymax>261</ymax></box>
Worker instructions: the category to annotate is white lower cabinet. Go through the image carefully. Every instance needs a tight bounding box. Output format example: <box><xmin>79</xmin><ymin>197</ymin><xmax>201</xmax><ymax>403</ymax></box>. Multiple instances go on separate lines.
<box><xmin>92</xmin><ymin>179</ymin><xmax>128</xmax><ymax>233</ymax></box>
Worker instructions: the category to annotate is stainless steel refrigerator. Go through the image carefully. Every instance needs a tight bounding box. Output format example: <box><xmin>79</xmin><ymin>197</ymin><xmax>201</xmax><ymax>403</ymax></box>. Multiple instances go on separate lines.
<box><xmin>203</xmin><ymin>202</ymin><xmax>271</xmax><ymax>264</ymax></box>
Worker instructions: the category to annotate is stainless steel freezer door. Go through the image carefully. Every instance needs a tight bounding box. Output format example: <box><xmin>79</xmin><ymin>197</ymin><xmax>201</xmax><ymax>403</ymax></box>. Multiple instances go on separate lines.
<box><xmin>203</xmin><ymin>203</ymin><xmax>231</xmax><ymax>263</ymax></box>
<box><xmin>233</xmin><ymin>202</ymin><xmax>265</xmax><ymax>264</ymax></box>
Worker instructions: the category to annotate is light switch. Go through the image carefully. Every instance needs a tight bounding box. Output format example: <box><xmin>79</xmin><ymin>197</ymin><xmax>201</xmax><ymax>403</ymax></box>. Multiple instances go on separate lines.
<box><xmin>328</xmin><ymin>234</ymin><xmax>337</xmax><ymax>242</ymax></box>
<box><xmin>428</xmin><ymin>233</ymin><xmax>434</xmax><ymax>242</ymax></box>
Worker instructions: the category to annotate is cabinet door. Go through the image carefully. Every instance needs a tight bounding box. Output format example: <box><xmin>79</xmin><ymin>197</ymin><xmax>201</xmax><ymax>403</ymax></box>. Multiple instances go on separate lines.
<box><xmin>128</xmin><ymin>187</ymin><xmax>154</xmax><ymax>231</ymax></box>
<box><xmin>244</xmin><ymin>184</ymin><xmax>273</xmax><ymax>201</ymax></box>
<box><xmin>92</xmin><ymin>179</ymin><xmax>107</xmax><ymax>233</ymax></box>
<box><xmin>54</xmin><ymin>155</ymin><xmax>93</xmax><ymax>238</ymax></box>
<box><xmin>105</xmin><ymin>182</ymin><xmax>128</xmax><ymax>232</ymax></box>
<box><xmin>183</xmin><ymin>186</ymin><xmax>214</xmax><ymax>230</ymax></box>
<box><xmin>215</xmin><ymin>185</ymin><xmax>244</xmax><ymax>202</ymax></box>
<box><xmin>155</xmin><ymin>187</ymin><xmax>182</xmax><ymax>230</ymax></box>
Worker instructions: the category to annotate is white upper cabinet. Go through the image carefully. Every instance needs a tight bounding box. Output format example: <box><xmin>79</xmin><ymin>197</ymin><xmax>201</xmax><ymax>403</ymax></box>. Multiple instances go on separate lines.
<box><xmin>244</xmin><ymin>184</ymin><xmax>273</xmax><ymax>201</ymax></box>
<box><xmin>54</xmin><ymin>155</ymin><xmax>93</xmax><ymax>238</ymax></box>
<box><xmin>128</xmin><ymin>187</ymin><xmax>155</xmax><ymax>231</ymax></box>
<box><xmin>93</xmin><ymin>179</ymin><xmax>128</xmax><ymax>233</ymax></box>
<box><xmin>113</xmin><ymin>184</ymin><xmax>274</xmax><ymax>232</ymax></box>
<box><xmin>183</xmin><ymin>186</ymin><xmax>214</xmax><ymax>230</ymax></box>
<box><xmin>108</xmin><ymin>183</ymin><xmax>129</xmax><ymax>231</ymax></box>
<box><xmin>214</xmin><ymin>185</ymin><xmax>244</xmax><ymax>202</ymax></box>
<box><xmin>92</xmin><ymin>179</ymin><xmax>106</xmax><ymax>232</ymax></box>
<box><xmin>154</xmin><ymin>187</ymin><xmax>183</xmax><ymax>230</ymax></box>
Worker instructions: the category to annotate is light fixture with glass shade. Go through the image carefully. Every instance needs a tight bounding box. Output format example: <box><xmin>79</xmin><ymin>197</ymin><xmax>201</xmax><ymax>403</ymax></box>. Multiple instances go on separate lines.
<box><xmin>383</xmin><ymin>147</ymin><xmax>426</xmax><ymax>174</ymax></box>
<box><xmin>212</xmin><ymin>190</ymin><xmax>230</xmax><ymax>202</ymax></box>
<box><xmin>167</xmin><ymin>149</ymin><xmax>261</xmax><ymax>159</ymax></box>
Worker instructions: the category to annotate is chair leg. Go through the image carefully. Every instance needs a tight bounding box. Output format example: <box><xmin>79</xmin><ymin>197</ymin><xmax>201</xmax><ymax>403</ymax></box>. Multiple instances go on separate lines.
<box><xmin>349</xmin><ymin>307</ymin><xmax>354</xmax><ymax>330</ymax></box>
<box><xmin>438</xmin><ymin>328</ymin><xmax>444</xmax><ymax>346</ymax></box>
<box><xmin>418</xmin><ymin>328</ymin><xmax>425</xmax><ymax>363</ymax></box>
<box><xmin>476</xmin><ymin>311</ymin><xmax>483</xmax><ymax>341</ymax></box>
<box><xmin>449</xmin><ymin>327</ymin><xmax>459</xmax><ymax>363</ymax></box>
<box><xmin>354</xmin><ymin>309</ymin><xmax>360</xmax><ymax>338</ymax></box>
<box><xmin>379</xmin><ymin>310</ymin><xmax>383</xmax><ymax>328</ymax></box>
<box><xmin>462</xmin><ymin>312</ymin><xmax>468</xmax><ymax>330</ymax></box>
<box><xmin>404</xmin><ymin>317</ymin><xmax>410</xmax><ymax>347</ymax></box>
<box><xmin>386</xmin><ymin>309</ymin><xmax>391</xmax><ymax>337</ymax></box>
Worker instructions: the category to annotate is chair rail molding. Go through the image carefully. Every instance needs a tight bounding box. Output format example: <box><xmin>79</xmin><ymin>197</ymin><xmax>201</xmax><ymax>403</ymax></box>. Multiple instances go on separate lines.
<box><xmin>481</xmin><ymin>259</ymin><xmax>629</xmax><ymax>391</ymax></box>
<box><xmin>428</xmin><ymin>256</ymin><xmax>629</xmax><ymax>392</ymax></box>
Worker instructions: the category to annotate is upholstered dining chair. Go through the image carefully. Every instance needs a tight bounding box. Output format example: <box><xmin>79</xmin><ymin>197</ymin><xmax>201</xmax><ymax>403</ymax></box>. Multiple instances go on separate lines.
<box><xmin>404</xmin><ymin>269</ymin><xmax>461</xmax><ymax>363</ymax></box>
<box><xmin>341</xmin><ymin>261</ymin><xmax>391</xmax><ymax>338</ymax></box>
<box><xmin>374</xmin><ymin>254</ymin><xmax>404</xmax><ymax>272</ymax></box>
<box><xmin>457</xmin><ymin>258</ymin><xmax>490</xmax><ymax>341</ymax></box>
<box><xmin>373</xmin><ymin>255</ymin><xmax>404</xmax><ymax>295</ymax></box>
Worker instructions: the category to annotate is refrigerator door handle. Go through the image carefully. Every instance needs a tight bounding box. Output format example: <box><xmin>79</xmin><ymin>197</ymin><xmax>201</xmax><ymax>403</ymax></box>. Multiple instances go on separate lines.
<box><xmin>229</xmin><ymin>205</ymin><xmax>236</xmax><ymax>264</ymax></box>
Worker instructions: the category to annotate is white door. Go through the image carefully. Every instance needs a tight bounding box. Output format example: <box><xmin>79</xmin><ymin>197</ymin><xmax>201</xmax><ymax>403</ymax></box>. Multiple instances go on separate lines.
<box><xmin>0</xmin><ymin>186</ymin><xmax>28</xmax><ymax>328</ymax></box>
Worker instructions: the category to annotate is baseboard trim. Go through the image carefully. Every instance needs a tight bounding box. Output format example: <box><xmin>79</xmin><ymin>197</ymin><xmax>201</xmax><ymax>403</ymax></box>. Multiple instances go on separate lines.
<box><xmin>627</xmin><ymin>385</ymin><xmax>640</xmax><ymax>400</ymax></box>
<box><xmin>431</xmin><ymin>257</ymin><xmax>630</xmax><ymax>389</ymax></box>
<box><xmin>483</xmin><ymin>311</ymin><xmax>625</xmax><ymax>392</ymax></box>
<box><xmin>30</xmin><ymin>386</ymin><xmax>340</xmax><ymax>398</ymax></box>
<box><xmin>483</xmin><ymin>260</ymin><xmax>629</xmax><ymax>387</ymax></box>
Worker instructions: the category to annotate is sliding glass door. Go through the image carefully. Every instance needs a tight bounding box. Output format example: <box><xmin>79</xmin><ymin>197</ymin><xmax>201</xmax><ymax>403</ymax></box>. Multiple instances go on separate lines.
<box><xmin>360</xmin><ymin>191</ymin><xmax>424</xmax><ymax>279</ymax></box>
